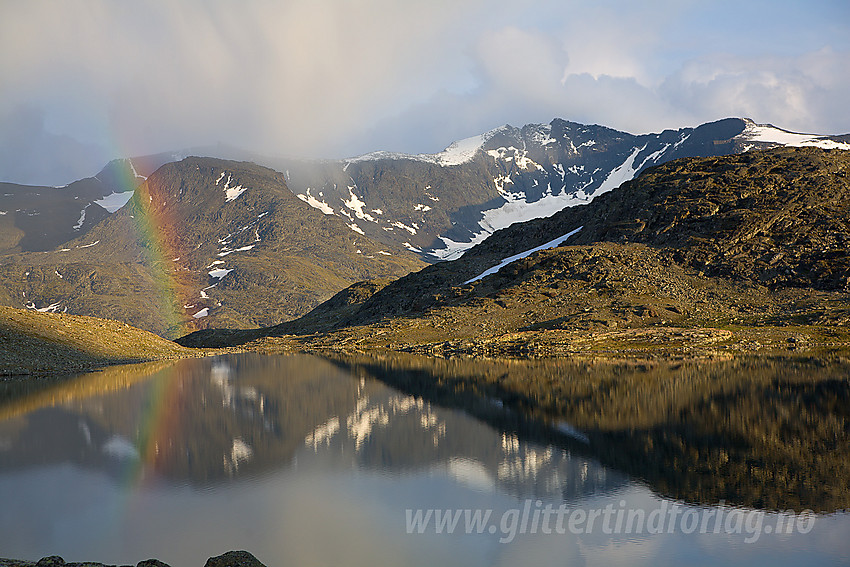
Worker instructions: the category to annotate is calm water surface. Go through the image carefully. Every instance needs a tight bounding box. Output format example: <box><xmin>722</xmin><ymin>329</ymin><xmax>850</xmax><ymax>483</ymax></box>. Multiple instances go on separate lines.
<box><xmin>0</xmin><ymin>354</ymin><xmax>848</xmax><ymax>566</ymax></box>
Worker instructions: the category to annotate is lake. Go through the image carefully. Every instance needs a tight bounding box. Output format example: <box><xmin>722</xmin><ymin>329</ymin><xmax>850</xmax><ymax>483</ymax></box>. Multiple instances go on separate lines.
<box><xmin>1</xmin><ymin>353</ymin><xmax>848</xmax><ymax>566</ymax></box>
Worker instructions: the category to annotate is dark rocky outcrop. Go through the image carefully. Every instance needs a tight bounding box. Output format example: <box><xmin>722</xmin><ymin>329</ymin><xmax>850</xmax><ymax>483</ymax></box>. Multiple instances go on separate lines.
<box><xmin>0</xmin><ymin>551</ymin><xmax>266</xmax><ymax>567</ymax></box>
<box><xmin>203</xmin><ymin>551</ymin><xmax>266</xmax><ymax>567</ymax></box>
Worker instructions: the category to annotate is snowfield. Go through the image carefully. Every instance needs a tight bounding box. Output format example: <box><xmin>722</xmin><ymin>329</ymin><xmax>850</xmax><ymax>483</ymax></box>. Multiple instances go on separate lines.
<box><xmin>739</xmin><ymin>121</ymin><xmax>850</xmax><ymax>150</ymax></box>
<box><xmin>94</xmin><ymin>191</ymin><xmax>134</xmax><ymax>213</ymax></box>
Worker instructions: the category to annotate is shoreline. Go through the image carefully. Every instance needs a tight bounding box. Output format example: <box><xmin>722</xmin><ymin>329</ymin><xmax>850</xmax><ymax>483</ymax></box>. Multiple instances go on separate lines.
<box><xmin>6</xmin><ymin>321</ymin><xmax>850</xmax><ymax>377</ymax></box>
<box><xmin>233</xmin><ymin>322</ymin><xmax>850</xmax><ymax>361</ymax></box>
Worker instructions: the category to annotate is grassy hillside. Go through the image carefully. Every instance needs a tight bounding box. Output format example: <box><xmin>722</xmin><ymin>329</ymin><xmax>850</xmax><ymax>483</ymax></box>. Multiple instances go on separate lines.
<box><xmin>0</xmin><ymin>306</ymin><xmax>204</xmax><ymax>375</ymax></box>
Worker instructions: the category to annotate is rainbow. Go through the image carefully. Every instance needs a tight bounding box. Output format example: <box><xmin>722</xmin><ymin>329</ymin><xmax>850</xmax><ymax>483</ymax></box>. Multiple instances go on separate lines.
<box><xmin>134</xmin><ymin>363</ymin><xmax>184</xmax><ymax>480</ymax></box>
<box><xmin>99</xmin><ymin>361</ymin><xmax>186</xmax><ymax>492</ymax></box>
<box><xmin>129</xmin><ymin>173</ymin><xmax>187</xmax><ymax>336</ymax></box>
<box><xmin>102</xmin><ymin>157</ymin><xmax>194</xmax><ymax>337</ymax></box>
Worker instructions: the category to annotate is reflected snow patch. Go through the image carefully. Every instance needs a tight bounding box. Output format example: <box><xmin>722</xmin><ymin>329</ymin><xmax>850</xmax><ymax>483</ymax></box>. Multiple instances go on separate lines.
<box><xmin>102</xmin><ymin>435</ymin><xmax>140</xmax><ymax>460</ymax></box>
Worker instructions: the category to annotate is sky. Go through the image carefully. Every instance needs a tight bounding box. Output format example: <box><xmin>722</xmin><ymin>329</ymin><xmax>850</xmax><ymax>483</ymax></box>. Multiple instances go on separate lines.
<box><xmin>1</xmin><ymin>0</ymin><xmax>849</xmax><ymax>186</ymax></box>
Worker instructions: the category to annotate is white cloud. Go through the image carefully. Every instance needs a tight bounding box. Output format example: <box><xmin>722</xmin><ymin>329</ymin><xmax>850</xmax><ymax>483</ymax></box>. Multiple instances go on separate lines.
<box><xmin>659</xmin><ymin>48</ymin><xmax>850</xmax><ymax>134</ymax></box>
<box><xmin>1</xmin><ymin>0</ymin><xmax>848</xmax><ymax>185</ymax></box>
<box><xmin>475</xmin><ymin>27</ymin><xmax>568</xmax><ymax>98</ymax></box>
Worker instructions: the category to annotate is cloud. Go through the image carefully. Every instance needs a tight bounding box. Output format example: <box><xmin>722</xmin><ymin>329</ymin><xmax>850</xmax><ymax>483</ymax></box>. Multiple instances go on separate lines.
<box><xmin>1</xmin><ymin>0</ymin><xmax>485</xmax><ymax>169</ymax></box>
<box><xmin>659</xmin><ymin>48</ymin><xmax>850</xmax><ymax>135</ymax></box>
<box><xmin>1</xmin><ymin>0</ymin><xmax>848</xmax><ymax>184</ymax></box>
<box><xmin>367</xmin><ymin>22</ymin><xmax>850</xmax><ymax>149</ymax></box>
<box><xmin>0</xmin><ymin>104</ymin><xmax>109</xmax><ymax>186</ymax></box>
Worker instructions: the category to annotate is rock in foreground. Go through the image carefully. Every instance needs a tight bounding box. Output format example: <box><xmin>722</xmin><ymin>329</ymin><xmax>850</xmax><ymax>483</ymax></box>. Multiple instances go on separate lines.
<box><xmin>0</xmin><ymin>551</ymin><xmax>266</xmax><ymax>567</ymax></box>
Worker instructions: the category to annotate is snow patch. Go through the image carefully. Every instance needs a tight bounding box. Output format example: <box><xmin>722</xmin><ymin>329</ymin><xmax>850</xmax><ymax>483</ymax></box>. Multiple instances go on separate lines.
<box><xmin>343</xmin><ymin>187</ymin><xmax>377</xmax><ymax>222</ymax></box>
<box><xmin>219</xmin><ymin>173</ymin><xmax>247</xmax><ymax>202</ymax></box>
<box><xmin>673</xmin><ymin>132</ymin><xmax>691</xmax><ymax>149</ymax></box>
<box><xmin>126</xmin><ymin>159</ymin><xmax>146</xmax><ymax>181</ymax></box>
<box><xmin>297</xmin><ymin>188</ymin><xmax>335</xmax><ymax>215</ymax></box>
<box><xmin>493</xmin><ymin>174</ymin><xmax>514</xmax><ymax>194</ymax></box>
<box><xmin>428</xmin><ymin>147</ymin><xmax>633</xmax><ymax>262</ymax></box>
<box><xmin>436</xmin><ymin>134</ymin><xmax>487</xmax><ymax>165</ymax></box>
<box><xmin>432</xmin><ymin>188</ymin><xmax>594</xmax><ymax>260</ymax></box>
<box><xmin>555</xmin><ymin>422</ymin><xmax>590</xmax><ymax>444</ymax></box>
<box><xmin>531</xmin><ymin>124</ymin><xmax>557</xmax><ymax>146</ymax></box>
<box><xmin>225</xmin><ymin>185</ymin><xmax>247</xmax><ymax>202</ymax></box>
<box><xmin>344</xmin><ymin>125</ymin><xmax>508</xmax><ymax>167</ymax></box>
<box><xmin>464</xmin><ymin>226</ymin><xmax>583</xmax><ymax>284</ymax></box>
<box><xmin>594</xmin><ymin>145</ymin><xmax>645</xmax><ymax>195</ymax></box>
<box><xmin>391</xmin><ymin>221</ymin><xmax>417</xmax><ymax>235</ymax></box>
<box><xmin>73</xmin><ymin>204</ymin><xmax>90</xmax><ymax>230</ymax></box>
<box><xmin>638</xmin><ymin>144</ymin><xmax>670</xmax><ymax>169</ymax></box>
<box><xmin>739</xmin><ymin>121</ymin><xmax>850</xmax><ymax>150</ymax></box>
<box><xmin>217</xmin><ymin>244</ymin><xmax>255</xmax><ymax>257</ymax></box>
<box><xmin>486</xmin><ymin>146</ymin><xmax>544</xmax><ymax>171</ymax></box>
<box><xmin>200</xmin><ymin>283</ymin><xmax>217</xmax><ymax>298</ymax></box>
<box><xmin>94</xmin><ymin>191</ymin><xmax>134</xmax><ymax>213</ymax></box>
<box><xmin>436</xmin><ymin>126</ymin><xmax>507</xmax><ymax>166</ymax></box>
<box><xmin>102</xmin><ymin>435</ymin><xmax>140</xmax><ymax>460</ymax></box>
<box><xmin>25</xmin><ymin>301</ymin><xmax>63</xmax><ymax>313</ymax></box>
<box><xmin>208</xmin><ymin>268</ymin><xmax>234</xmax><ymax>279</ymax></box>
<box><xmin>193</xmin><ymin>308</ymin><xmax>209</xmax><ymax>318</ymax></box>
<box><xmin>343</xmin><ymin>151</ymin><xmax>435</xmax><ymax>166</ymax></box>
<box><xmin>554</xmin><ymin>163</ymin><xmax>565</xmax><ymax>179</ymax></box>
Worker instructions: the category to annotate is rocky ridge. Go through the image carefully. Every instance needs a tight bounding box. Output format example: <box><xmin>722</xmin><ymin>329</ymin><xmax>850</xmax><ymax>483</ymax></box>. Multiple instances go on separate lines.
<box><xmin>279</xmin><ymin>118</ymin><xmax>850</xmax><ymax>259</ymax></box>
<box><xmin>179</xmin><ymin>147</ymin><xmax>850</xmax><ymax>357</ymax></box>
<box><xmin>0</xmin><ymin>158</ymin><xmax>423</xmax><ymax>337</ymax></box>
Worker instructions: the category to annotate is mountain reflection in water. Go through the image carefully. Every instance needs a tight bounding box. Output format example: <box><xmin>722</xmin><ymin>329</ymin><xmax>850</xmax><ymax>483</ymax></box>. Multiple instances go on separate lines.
<box><xmin>0</xmin><ymin>354</ymin><xmax>622</xmax><ymax>500</ymax></box>
<box><xmin>327</xmin><ymin>353</ymin><xmax>850</xmax><ymax>512</ymax></box>
<box><xmin>0</xmin><ymin>353</ymin><xmax>848</xmax><ymax>566</ymax></box>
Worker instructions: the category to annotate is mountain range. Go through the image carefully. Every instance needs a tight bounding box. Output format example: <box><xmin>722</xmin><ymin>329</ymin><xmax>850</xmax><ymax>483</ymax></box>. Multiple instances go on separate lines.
<box><xmin>1</xmin><ymin>117</ymin><xmax>848</xmax><ymax>338</ymax></box>
<box><xmin>281</xmin><ymin>117</ymin><xmax>850</xmax><ymax>260</ymax></box>
<box><xmin>180</xmin><ymin>145</ymin><xmax>850</xmax><ymax>357</ymax></box>
<box><xmin>0</xmin><ymin>159</ymin><xmax>422</xmax><ymax>337</ymax></box>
